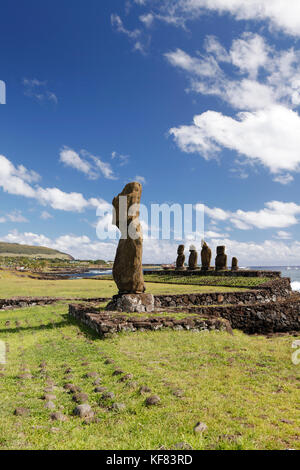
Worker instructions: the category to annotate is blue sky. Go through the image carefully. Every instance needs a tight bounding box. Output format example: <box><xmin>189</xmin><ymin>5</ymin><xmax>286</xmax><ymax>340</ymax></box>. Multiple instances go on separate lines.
<box><xmin>1</xmin><ymin>0</ymin><xmax>300</xmax><ymax>264</ymax></box>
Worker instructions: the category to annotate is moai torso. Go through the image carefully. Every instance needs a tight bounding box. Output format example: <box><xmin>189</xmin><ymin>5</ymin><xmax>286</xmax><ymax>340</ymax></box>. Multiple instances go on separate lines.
<box><xmin>112</xmin><ymin>182</ymin><xmax>145</xmax><ymax>294</ymax></box>
<box><xmin>201</xmin><ymin>242</ymin><xmax>212</xmax><ymax>270</ymax></box>
<box><xmin>176</xmin><ymin>245</ymin><xmax>185</xmax><ymax>270</ymax></box>
<box><xmin>231</xmin><ymin>257</ymin><xmax>238</xmax><ymax>271</ymax></box>
<box><xmin>188</xmin><ymin>249</ymin><xmax>198</xmax><ymax>270</ymax></box>
<box><xmin>215</xmin><ymin>246</ymin><xmax>227</xmax><ymax>271</ymax></box>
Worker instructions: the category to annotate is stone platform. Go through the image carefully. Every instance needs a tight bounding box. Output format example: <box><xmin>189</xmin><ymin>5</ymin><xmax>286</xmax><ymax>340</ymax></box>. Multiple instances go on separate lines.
<box><xmin>106</xmin><ymin>293</ymin><xmax>155</xmax><ymax>313</ymax></box>
<box><xmin>69</xmin><ymin>303</ymin><xmax>232</xmax><ymax>338</ymax></box>
<box><xmin>145</xmin><ymin>269</ymin><xmax>281</xmax><ymax>278</ymax></box>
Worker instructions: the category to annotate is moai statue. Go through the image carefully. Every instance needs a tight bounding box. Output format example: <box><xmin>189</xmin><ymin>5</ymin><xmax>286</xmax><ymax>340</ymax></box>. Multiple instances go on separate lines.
<box><xmin>176</xmin><ymin>245</ymin><xmax>186</xmax><ymax>271</ymax></box>
<box><xmin>201</xmin><ymin>241</ymin><xmax>212</xmax><ymax>271</ymax></box>
<box><xmin>215</xmin><ymin>246</ymin><xmax>227</xmax><ymax>271</ymax></box>
<box><xmin>111</xmin><ymin>182</ymin><xmax>145</xmax><ymax>294</ymax></box>
<box><xmin>188</xmin><ymin>245</ymin><xmax>198</xmax><ymax>270</ymax></box>
<box><xmin>231</xmin><ymin>257</ymin><xmax>238</xmax><ymax>271</ymax></box>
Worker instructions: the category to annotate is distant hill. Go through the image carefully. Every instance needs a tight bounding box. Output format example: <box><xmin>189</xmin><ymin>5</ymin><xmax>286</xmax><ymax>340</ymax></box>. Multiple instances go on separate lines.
<box><xmin>0</xmin><ymin>242</ymin><xmax>73</xmax><ymax>260</ymax></box>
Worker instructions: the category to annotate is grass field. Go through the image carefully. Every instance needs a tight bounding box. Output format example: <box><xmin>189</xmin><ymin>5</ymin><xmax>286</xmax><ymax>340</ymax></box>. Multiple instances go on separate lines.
<box><xmin>0</xmin><ymin>303</ymin><xmax>299</xmax><ymax>450</ymax></box>
<box><xmin>0</xmin><ymin>270</ymin><xmax>299</xmax><ymax>450</ymax></box>
<box><xmin>0</xmin><ymin>270</ymin><xmax>248</xmax><ymax>298</ymax></box>
<box><xmin>100</xmin><ymin>273</ymin><xmax>269</xmax><ymax>288</ymax></box>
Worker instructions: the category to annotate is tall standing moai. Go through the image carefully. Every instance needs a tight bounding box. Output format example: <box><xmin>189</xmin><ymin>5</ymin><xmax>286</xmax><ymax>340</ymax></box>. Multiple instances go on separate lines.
<box><xmin>111</xmin><ymin>182</ymin><xmax>145</xmax><ymax>294</ymax></box>
<box><xmin>215</xmin><ymin>246</ymin><xmax>227</xmax><ymax>271</ymax></box>
<box><xmin>231</xmin><ymin>257</ymin><xmax>238</xmax><ymax>271</ymax></box>
<box><xmin>176</xmin><ymin>245</ymin><xmax>186</xmax><ymax>271</ymax></box>
<box><xmin>106</xmin><ymin>181</ymin><xmax>154</xmax><ymax>313</ymax></box>
<box><xmin>201</xmin><ymin>241</ymin><xmax>212</xmax><ymax>271</ymax></box>
<box><xmin>188</xmin><ymin>245</ymin><xmax>198</xmax><ymax>270</ymax></box>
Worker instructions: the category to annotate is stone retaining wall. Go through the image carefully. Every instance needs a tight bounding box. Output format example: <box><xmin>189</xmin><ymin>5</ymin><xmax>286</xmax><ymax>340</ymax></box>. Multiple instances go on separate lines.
<box><xmin>145</xmin><ymin>269</ymin><xmax>281</xmax><ymax>278</ymax></box>
<box><xmin>154</xmin><ymin>278</ymin><xmax>291</xmax><ymax>308</ymax></box>
<box><xmin>0</xmin><ymin>297</ymin><xmax>109</xmax><ymax>310</ymax></box>
<box><xmin>186</xmin><ymin>298</ymin><xmax>300</xmax><ymax>334</ymax></box>
<box><xmin>69</xmin><ymin>304</ymin><xmax>232</xmax><ymax>338</ymax></box>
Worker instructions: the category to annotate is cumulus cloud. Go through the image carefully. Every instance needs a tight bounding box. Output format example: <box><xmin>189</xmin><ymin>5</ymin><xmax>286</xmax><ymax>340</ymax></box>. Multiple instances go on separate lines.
<box><xmin>153</xmin><ymin>0</ymin><xmax>300</xmax><ymax>37</ymax></box>
<box><xmin>0</xmin><ymin>154</ymin><xmax>110</xmax><ymax>213</ymax></box>
<box><xmin>274</xmin><ymin>230</ymin><xmax>292</xmax><ymax>240</ymax></box>
<box><xmin>203</xmin><ymin>201</ymin><xmax>300</xmax><ymax>230</ymax></box>
<box><xmin>3</xmin><ymin>228</ymin><xmax>300</xmax><ymax>265</ymax></box>
<box><xmin>170</xmin><ymin>106</ymin><xmax>300</xmax><ymax>175</ymax></box>
<box><xmin>166</xmin><ymin>32</ymin><xmax>300</xmax><ymax>180</ymax></box>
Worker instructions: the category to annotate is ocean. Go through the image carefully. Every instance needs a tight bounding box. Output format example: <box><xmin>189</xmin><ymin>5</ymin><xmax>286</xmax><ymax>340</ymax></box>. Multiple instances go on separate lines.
<box><xmin>252</xmin><ymin>266</ymin><xmax>300</xmax><ymax>292</ymax></box>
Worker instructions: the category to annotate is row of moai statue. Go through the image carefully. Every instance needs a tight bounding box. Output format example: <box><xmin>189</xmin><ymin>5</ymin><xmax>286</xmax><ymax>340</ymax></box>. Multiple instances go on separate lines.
<box><xmin>176</xmin><ymin>243</ymin><xmax>238</xmax><ymax>271</ymax></box>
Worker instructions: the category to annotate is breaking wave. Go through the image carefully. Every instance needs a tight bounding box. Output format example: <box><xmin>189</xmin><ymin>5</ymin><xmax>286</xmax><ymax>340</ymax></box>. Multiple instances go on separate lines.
<box><xmin>291</xmin><ymin>281</ymin><xmax>300</xmax><ymax>292</ymax></box>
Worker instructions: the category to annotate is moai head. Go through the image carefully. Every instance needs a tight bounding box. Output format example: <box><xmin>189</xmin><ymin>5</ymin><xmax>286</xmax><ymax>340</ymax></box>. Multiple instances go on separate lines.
<box><xmin>201</xmin><ymin>241</ymin><xmax>212</xmax><ymax>269</ymax></box>
<box><xmin>217</xmin><ymin>246</ymin><xmax>225</xmax><ymax>255</ymax></box>
<box><xmin>215</xmin><ymin>245</ymin><xmax>227</xmax><ymax>271</ymax></box>
<box><xmin>177</xmin><ymin>244</ymin><xmax>185</xmax><ymax>255</ymax></box>
<box><xmin>231</xmin><ymin>257</ymin><xmax>238</xmax><ymax>271</ymax></box>
<box><xmin>176</xmin><ymin>244</ymin><xmax>186</xmax><ymax>270</ymax></box>
<box><xmin>188</xmin><ymin>245</ymin><xmax>198</xmax><ymax>270</ymax></box>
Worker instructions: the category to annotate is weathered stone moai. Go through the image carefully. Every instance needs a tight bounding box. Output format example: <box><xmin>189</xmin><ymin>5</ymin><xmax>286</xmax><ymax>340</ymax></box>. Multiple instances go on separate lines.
<box><xmin>215</xmin><ymin>246</ymin><xmax>227</xmax><ymax>271</ymax></box>
<box><xmin>106</xmin><ymin>182</ymin><xmax>154</xmax><ymax>313</ymax></box>
<box><xmin>188</xmin><ymin>245</ymin><xmax>198</xmax><ymax>270</ymax></box>
<box><xmin>111</xmin><ymin>182</ymin><xmax>145</xmax><ymax>294</ymax></box>
<box><xmin>201</xmin><ymin>241</ymin><xmax>212</xmax><ymax>271</ymax></box>
<box><xmin>231</xmin><ymin>257</ymin><xmax>238</xmax><ymax>271</ymax></box>
<box><xmin>176</xmin><ymin>245</ymin><xmax>186</xmax><ymax>271</ymax></box>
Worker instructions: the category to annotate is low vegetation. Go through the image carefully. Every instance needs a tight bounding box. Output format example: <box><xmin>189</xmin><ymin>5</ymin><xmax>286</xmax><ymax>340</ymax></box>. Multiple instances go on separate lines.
<box><xmin>0</xmin><ymin>242</ymin><xmax>72</xmax><ymax>260</ymax></box>
<box><xmin>0</xmin><ymin>302</ymin><xmax>299</xmax><ymax>450</ymax></box>
<box><xmin>0</xmin><ymin>269</ymin><xmax>298</xmax><ymax>450</ymax></box>
<box><xmin>0</xmin><ymin>270</ymin><xmax>248</xmax><ymax>298</ymax></box>
<box><xmin>142</xmin><ymin>274</ymin><xmax>270</xmax><ymax>288</ymax></box>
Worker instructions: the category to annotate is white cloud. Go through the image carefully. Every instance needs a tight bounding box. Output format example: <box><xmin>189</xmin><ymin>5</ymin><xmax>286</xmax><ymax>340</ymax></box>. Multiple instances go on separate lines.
<box><xmin>6</xmin><ymin>211</ymin><xmax>28</xmax><ymax>223</ymax></box>
<box><xmin>60</xmin><ymin>147</ymin><xmax>117</xmax><ymax>180</ymax></box>
<box><xmin>170</xmin><ymin>106</ymin><xmax>300</xmax><ymax>175</ymax></box>
<box><xmin>3</xmin><ymin>228</ymin><xmax>300</xmax><ymax>265</ymax></box>
<box><xmin>140</xmin><ymin>13</ymin><xmax>154</xmax><ymax>27</ymax></box>
<box><xmin>273</xmin><ymin>174</ymin><xmax>294</xmax><ymax>185</ymax></box>
<box><xmin>205</xmin><ymin>230</ymin><xmax>228</xmax><ymax>239</ymax></box>
<box><xmin>230</xmin><ymin>33</ymin><xmax>270</xmax><ymax>79</ymax></box>
<box><xmin>23</xmin><ymin>78</ymin><xmax>58</xmax><ymax>104</ymax></box>
<box><xmin>0</xmin><ymin>154</ymin><xmax>110</xmax><ymax>213</ymax></box>
<box><xmin>154</xmin><ymin>0</ymin><xmax>300</xmax><ymax>37</ymax></box>
<box><xmin>111</xmin><ymin>151</ymin><xmax>129</xmax><ymax>166</ymax></box>
<box><xmin>111</xmin><ymin>13</ymin><xmax>150</xmax><ymax>54</ymax></box>
<box><xmin>91</xmin><ymin>155</ymin><xmax>117</xmax><ymax>180</ymax></box>
<box><xmin>59</xmin><ymin>147</ymin><xmax>95</xmax><ymax>178</ymax></box>
<box><xmin>164</xmin><ymin>33</ymin><xmax>300</xmax><ymax>180</ymax></box>
<box><xmin>40</xmin><ymin>211</ymin><xmax>53</xmax><ymax>220</ymax></box>
<box><xmin>111</xmin><ymin>14</ymin><xmax>140</xmax><ymax>39</ymax></box>
<box><xmin>0</xmin><ymin>155</ymin><xmax>37</xmax><ymax>198</ymax></box>
<box><xmin>275</xmin><ymin>230</ymin><xmax>292</xmax><ymax>240</ymax></box>
<box><xmin>203</xmin><ymin>200</ymin><xmax>300</xmax><ymax>230</ymax></box>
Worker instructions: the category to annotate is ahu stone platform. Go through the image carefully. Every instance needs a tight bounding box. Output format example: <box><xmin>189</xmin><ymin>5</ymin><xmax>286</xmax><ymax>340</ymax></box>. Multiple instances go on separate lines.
<box><xmin>145</xmin><ymin>269</ymin><xmax>282</xmax><ymax>278</ymax></box>
<box><xmin>69</xmin><ymin>303</ymin><xmax>232</xmax><ymax>338</ymax></box>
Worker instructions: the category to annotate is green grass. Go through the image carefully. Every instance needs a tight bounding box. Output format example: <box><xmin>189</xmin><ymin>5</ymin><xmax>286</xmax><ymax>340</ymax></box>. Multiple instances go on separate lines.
<box><xmin>142</xmin><ymin>274</ymin><xmax>270</xmax><ymax>288</ymax></box>
<box><xmin>0</xmin><ymin>271</ymin><xmax>247</xmax><ymax>298</ymax></box>
<box><xmin>0</xmin><ymin>303</ymin><xmax>299</xmax><ymax>450</ymax></box>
